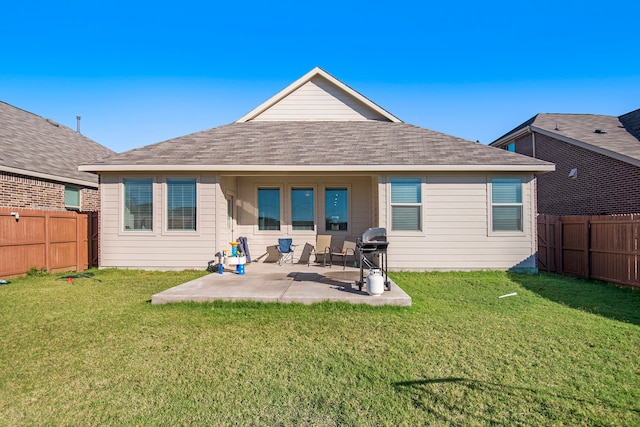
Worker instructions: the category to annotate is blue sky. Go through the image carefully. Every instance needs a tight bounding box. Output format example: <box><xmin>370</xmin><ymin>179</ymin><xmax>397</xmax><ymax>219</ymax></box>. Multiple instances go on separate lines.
<box><xmin>2</xmin><ymin>0</ymin><xmax>639</xmax><ymax>153</ymax></box>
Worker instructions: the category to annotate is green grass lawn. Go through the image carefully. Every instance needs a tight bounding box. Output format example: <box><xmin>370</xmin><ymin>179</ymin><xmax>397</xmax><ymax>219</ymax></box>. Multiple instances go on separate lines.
<box><xmin>1</xmin><ymin>269</ymin><xmax>638</xmax><ymax>426</ymax></box>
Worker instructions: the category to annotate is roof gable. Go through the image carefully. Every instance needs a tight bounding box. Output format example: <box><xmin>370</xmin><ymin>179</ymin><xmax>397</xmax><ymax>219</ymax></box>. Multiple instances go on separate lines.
<box><xmin>236</xmin><ymin>67</ymin><xmax>401</xmax><ymax>123</ymax></box>
<box><xmin>80</xmin><ymin>68</ymin><xmax>554</xmax><ymax>174</ymax></box>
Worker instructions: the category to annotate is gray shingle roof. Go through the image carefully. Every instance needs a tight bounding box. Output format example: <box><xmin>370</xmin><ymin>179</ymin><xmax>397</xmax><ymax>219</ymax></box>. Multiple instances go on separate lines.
<box><xmin>0</xmin><ymin>101</ymin><xmax>115</xmax><ymax>185</ymax></box>
<box><xmin>86</xmin><ymin>121</ymin><xmax>552</xmax><ymax>170</ymax></box>
<box><xmin>620</xmin><ymin>108</ymin><xmax>640</xmax><ymax>141</ymax></box>
<box><xmin>493</xmin><ymin>110</ymin><xmax>640</xmax><ymax>163</ymax></box>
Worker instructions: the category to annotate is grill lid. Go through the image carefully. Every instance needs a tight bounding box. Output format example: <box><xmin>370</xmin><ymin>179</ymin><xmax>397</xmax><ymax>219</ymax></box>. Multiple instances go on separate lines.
<box><xmin>357</xmin><ymin>227</ymin><xmax>388</xmax><ymax>252</ymax></box>
<box><xmin>360</xmin><ymin>227</ymin><xmax>387</xmax><ymax>243</ymax></box>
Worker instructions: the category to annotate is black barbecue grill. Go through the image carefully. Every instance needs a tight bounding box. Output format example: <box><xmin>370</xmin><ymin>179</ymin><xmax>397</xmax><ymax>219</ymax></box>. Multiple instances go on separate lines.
<box><xmin>355</xmin><ymin>227</ymin><xmax>391</xmax><ymax>292</ymax></box>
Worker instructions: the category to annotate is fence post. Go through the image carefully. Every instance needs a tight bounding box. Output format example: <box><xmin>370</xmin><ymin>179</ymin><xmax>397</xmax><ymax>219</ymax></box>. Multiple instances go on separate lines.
<box><xmin>44</xmin><ymin>212</ymin><xmax>50</xmax><ymax>273</ymax></box>
<box><xmin>556</xmin><ymin>216</ymin><xmax>562</xmax><ymax>274</ymax></box>
<box><xmin>544</xmin><ymin>214</ymin><xmax>551</xmax><ymax>272</ymax></box>
<box><xmin>585</xmin><ymin>218</ymin><xmax>591</xmax><ymax>280</ymax></box>
<box><xmin>76</xmin><ymin>212</ymin><xmax>82</xmax><ymax>271</ymax></box>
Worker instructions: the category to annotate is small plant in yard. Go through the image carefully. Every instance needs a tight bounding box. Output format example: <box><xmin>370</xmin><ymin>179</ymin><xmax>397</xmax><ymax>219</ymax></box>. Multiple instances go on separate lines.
<box><xmin>25</xmin><ymin>266</ymin><xmax>47</xmax><ymax>276</ymax></box>
<box><xmin>0</xmin><ymin>269</ymin><xmax>638</xmax><ymax>426</ymax></box>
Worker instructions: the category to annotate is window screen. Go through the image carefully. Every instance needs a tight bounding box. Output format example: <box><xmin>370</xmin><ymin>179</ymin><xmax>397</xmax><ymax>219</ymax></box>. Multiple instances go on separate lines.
<box><xmin>64</xmin><ymin>186</ymin><xmax>80</xmax><ymax>208</ymax></box>
<box><xmin>391</xmin><ymin>178</ymin><xmax>421</xmax><ymax>231</ymax></box>
<box><xmin>124</xmin><ymin>178</ymin><xmax>153</xmax><ymax>230</ymax></box>
<box><xmin>492</xmin><ymin>178</ymin><xmax>522</xmax><ymax>231</ymax></box>
<box><xmin>167</xmin><ymin>179</ymin><xmax>196</xmax><ymax>231</ymax></box>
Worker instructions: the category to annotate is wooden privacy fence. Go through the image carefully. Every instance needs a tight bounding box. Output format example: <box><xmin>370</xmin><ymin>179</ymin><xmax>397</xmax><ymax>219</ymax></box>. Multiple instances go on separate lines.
<box><xmin>537</xmin><ymin>214</ymin><xmax>640</xmax><ymax>288</ymax></box>
<box><xmin>0</xmin><ymin>208</ymin><xmax>98</xmax><ymax>278</ymax></box>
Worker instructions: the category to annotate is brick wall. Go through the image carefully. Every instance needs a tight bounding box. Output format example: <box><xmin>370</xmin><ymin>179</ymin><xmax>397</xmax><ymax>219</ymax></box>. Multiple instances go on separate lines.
<box><xmin>511</xmin><ymin>133</ymin><xmax>640</xmax><ymax>215</ymax></box>
<box><xmin>80</xmin><ymin>187</ymin><xmax>101</xmax><ymax>212</ymax></box>
<box><xmin>0</xmin><ymin>171</ymin><xmax>101</xmax><ymax>212</ymax></box>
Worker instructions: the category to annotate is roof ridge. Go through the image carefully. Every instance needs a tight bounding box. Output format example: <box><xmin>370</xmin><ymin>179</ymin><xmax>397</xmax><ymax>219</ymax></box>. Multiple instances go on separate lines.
<box><xmin>0</xmin><ymin>100</ymin><xmax>45</xmax><ymax>120</ymax></box>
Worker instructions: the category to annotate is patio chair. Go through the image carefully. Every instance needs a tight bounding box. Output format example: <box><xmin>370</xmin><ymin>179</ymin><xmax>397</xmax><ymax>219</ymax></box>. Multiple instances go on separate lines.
<box><xmin>308</xmin><ymin>235</ymin><xmax>331</xmax><ymax>267</ymax></box>
<box><xmin>277</xmin><ymin>238</ymin><xmax>296</xmax><ymax>265</ymax></box>
<box><xmin>330</xmin><ymin>240</ymin><xmax>357</xmax><ymax>269</ymax></box>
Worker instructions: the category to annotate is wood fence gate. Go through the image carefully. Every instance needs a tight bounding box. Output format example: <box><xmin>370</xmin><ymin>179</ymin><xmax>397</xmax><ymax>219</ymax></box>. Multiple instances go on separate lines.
<box><xmin>0</xmin><ymin>208</ymin><xmax>98</xmax><ymax>278</ymax></box>
<box><xmin>537</xmin><ymin>214</ymin><xmax>640</xmax><ymax>288</ymax></box>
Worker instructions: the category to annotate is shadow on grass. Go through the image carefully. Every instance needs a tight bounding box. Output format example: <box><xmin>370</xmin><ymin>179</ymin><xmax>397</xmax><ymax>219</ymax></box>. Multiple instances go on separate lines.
<box><xmin>394</xmin><ymin>377</ymin><xmax>639</xmax><ymax>424</ymax></box>
<box><xmin>508</xmin><ymin>272</ymin><xmax>640</xmax><ymax>326</ymax></box>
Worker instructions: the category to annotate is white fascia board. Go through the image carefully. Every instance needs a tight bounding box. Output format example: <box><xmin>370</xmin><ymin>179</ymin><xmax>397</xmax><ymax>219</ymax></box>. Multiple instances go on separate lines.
<box><xmin>531</xmin><ymin>126</ymin><xmax>640</xmax><ymax>168</ymax></box>
<box><xmin>235</xmin><ymin>67</ymin><xmax>402</xmax><ymax>123</ymax></box>
<box><xmin>79</xmin><ymin>163</ymin><xmax>555</xmax><ymax>173</ymax></box>
<box><xmin>1</xmin><ymin>165</ymin><xmax>99</xmax><ymax>188</ymax></box>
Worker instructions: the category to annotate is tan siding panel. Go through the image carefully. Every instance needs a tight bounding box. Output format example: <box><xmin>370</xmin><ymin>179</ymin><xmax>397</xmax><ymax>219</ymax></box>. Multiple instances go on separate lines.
<box><xmin>382</xmin><ymin>173</ymin><xmax>536</xmax><ymax>271</ymax></box>
<box><xmin>253</xmin><ymin>78</ymin><xmax>387</xmax><ymax>121</ymax></box>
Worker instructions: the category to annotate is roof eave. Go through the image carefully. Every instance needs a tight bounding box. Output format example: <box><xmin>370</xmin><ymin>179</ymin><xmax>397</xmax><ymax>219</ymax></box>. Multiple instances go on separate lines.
<box><xmin>2</xmin><ymin>165</ymin><xmax>99</xmax><ymax>188</ymax></box>
<box><xmin>79</xmin><ymin>164</ymin><xmax>555</xmax><ymax>173</ymax></box>
<box><xmin>489</xmin><ymin>126</ymin><xmax>532</xmax><ymax>147</ymax></box>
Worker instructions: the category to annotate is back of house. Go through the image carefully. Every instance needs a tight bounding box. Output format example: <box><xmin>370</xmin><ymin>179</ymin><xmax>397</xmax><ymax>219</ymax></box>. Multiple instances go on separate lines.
<box><xmin>81</xmin><ymin>68</ymin><xmax>554</xmax><ymax>272</ymax></box>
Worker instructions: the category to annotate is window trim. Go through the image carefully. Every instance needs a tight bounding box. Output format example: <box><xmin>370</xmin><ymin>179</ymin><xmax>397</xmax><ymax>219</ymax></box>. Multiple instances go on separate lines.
<box><xmin>255</xmin><ymin>185</ymin><xmax>283</xmax><ymax>233</ymax></box>
<box><xmin>389</xmin><ymin>177</ymin><xmax>423</xmax><ymax>233</ymax></box>
<box><xmin>488</xmin><ymin>176</ymin><xmax>524</xmax><ymax>236</ymax></box>
<box><xmin>121</xmin><ymin>177</ymin><xmax>155</xmax><ymax>234</ymax></box>
<box><xmin>163</xmin><ymin>177</ymin><xmax>199</xmax><ymax>234</ymax></box>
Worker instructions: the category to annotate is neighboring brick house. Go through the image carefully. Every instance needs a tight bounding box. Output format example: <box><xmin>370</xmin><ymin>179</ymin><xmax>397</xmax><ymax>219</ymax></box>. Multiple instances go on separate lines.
<box><xmin>0</xmin><ymin>101</ymin><xmax>115</xmax><ymax>212</ymax></box>
<box><xmin>490</xmin><ymin>108</ymin><xmax>640</xmax><ymax>215</ymax></box>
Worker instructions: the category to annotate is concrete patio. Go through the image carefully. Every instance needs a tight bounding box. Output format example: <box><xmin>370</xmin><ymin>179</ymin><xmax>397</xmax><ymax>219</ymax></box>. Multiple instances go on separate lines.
<box><xmin>151</xmin><ymin>262</ymin><xmax>412</xmax><ymax>306</ymax></box>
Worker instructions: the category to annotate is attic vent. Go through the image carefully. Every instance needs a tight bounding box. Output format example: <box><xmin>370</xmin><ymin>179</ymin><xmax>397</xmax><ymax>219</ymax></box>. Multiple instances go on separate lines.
<box><xmin>45</xmin><ymin>118</ymin><xmax>60</xmax><ymax>127</ymax></box>
<box><xmin>594</xmin><ymin>129</ymin><xmax>607</xmax><ymax>134</ymax></box>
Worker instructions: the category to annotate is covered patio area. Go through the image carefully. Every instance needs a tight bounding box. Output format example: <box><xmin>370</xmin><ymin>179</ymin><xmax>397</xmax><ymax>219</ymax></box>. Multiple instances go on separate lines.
<box><xmin>151</xmin><ymin>262</ymin><xmax>412</xmax><ymax>306</ymax></box>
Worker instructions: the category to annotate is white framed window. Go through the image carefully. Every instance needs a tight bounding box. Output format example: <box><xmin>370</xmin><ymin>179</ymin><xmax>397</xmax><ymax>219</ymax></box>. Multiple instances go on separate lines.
<box><xmin>123</xmin><ymin>178</ymin><xmax>153</xmax><ymax>231</ymax></box>
<box><xmin>166</xmin><ymin>178</ymin><xmax>197</xmax><ymax>231</ymax></box>
<box><xmin>64</xmin><ymin>186</ymin><xmax>80</xmax><ymax>210</ymax></box>
<box><xmin>490</xmin><ymin>178</ymin><xmax>523</xmax><ymax>232</ymax></box>
<box><xmin>390</xmin><ymin>178</ymin><xmax>422</xmax><ymax>231</ymax></box>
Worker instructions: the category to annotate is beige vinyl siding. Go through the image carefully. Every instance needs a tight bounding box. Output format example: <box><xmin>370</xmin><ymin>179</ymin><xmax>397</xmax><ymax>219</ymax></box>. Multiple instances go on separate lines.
<box><xmin>99</xmin><ymin>173</ymin><xmax>218</xmax><ymax>270</ymax></box>
<box><xmin>100</xmin><ymin>173</ymin><xmax>375</xmax><ymax>269</ymax></box>
<box><xmin>382</xmin><ymin>173</ymin><xmax>537</xmax><ymax>271</ymax></box>
<box><xmin>251</xmin><ymin>76</ymin><xmax>389</xmax><ymax>122</ymax></box>
<box><xmin>99</xmin><ymin>171</ymin><xmax>538</xmax><ymax>271</ymax></box>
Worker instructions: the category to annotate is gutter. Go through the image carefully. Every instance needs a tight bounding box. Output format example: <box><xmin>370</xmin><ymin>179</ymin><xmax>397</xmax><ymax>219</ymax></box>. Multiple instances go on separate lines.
<box><xmin>79</xmin><ymin>163</ymin><xmax>555</xmax><ymax>174</ymax></box>
<box><xmin>1</xmin><ymin>165</ymin><xmax>99</xmax><ymax>188</ymax></box>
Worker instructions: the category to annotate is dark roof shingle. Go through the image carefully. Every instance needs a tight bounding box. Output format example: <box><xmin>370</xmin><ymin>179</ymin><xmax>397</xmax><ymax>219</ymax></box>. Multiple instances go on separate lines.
<box><xmin>492</xmin><ymin>109</ymin><xmax>640</xmax><ymax>163</ymax></box>
<box><xmin>89</xmin><ymin>121</ymin><xmax>551</xmax><ymax>169</ymax></box>
<box><xmin>0</xmin><ymin>101</ymin><xmax>115</xmax><ymax>185</ymax></box>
